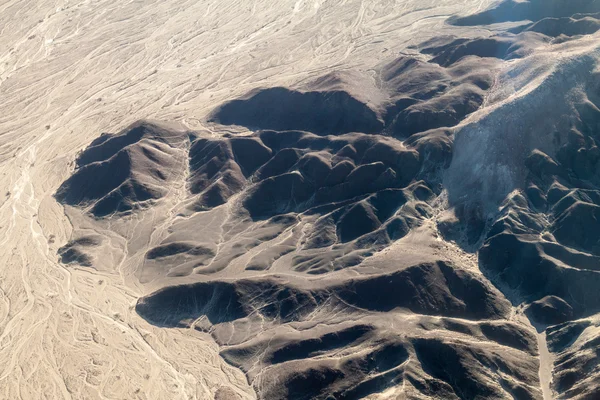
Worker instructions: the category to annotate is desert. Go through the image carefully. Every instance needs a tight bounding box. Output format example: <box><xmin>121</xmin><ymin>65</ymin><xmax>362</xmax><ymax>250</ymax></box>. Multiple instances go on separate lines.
<box><xmin>1</xmin><ymin>0</ymin><xmax>600</xmax><ymax>399</ymax></box>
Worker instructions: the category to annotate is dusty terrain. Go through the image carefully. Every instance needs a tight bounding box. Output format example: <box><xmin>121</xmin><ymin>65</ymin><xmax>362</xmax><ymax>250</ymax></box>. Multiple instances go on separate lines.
<box><xmin>1</xmin><ymin>0</ymin><xmax>600</xmax><ymax>399</ymax></box>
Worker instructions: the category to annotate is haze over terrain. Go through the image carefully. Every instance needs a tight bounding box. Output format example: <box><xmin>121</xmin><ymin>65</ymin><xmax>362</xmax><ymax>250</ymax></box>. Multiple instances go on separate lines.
<box><xmin>1</xmin><ymin>0</ymin><xmax>600</xmax><ymax>399</ymax></box>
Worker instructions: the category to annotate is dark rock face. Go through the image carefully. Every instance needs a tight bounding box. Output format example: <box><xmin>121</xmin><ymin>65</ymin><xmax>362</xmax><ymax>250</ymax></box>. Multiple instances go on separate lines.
<box><xmin>187</xmin><ymin>137</ymin><xmax>246</xmax><ymax>210</ymax></box>
<box><xmin>525</xmin><ymin>15</ymin><xmax>600</xmax><ymax>38</ymax></box>
<box><xmin>211</xmin><ymin>88</ymin><xmax>384</xmax><ymax>136</ymax></box>
<box><xmin>414</xmin><ymin>338</ymin><xmax>540</xmax><ymax>400</ymax></box>
<box><xmin>55</xmin><ymin>121</ymin><xmax>188</xmax><ymax>217</ymax></box>
<box><xmin>526</xmin><ymin>296</ymin><xmax>574</xmax><ymax>325</ymax></box>
<box><xmin>381</xmin><ymin>56</ymin><xmax>500</xmax><ymax>137</ymax></box>
<box><xmin>136</xmin><ymin>261</ymin><xmax>526</xmax><ymax>400</ymax></box>
<box><xmin>57</xmin><ymin>235</ymin><xmax>104</xmax><ymax>267</ymax></box>
<box><xmin>552</xmin><ymin>201</ymin><xmax>600</xmax><ymax>255</ymax></box>
<box><xmin>547</xmin><ymin>319</ymin><xmax>600</xmax><ymax>399</ymax></box>
<box><xmin>136</xmin><ymin>261</ymin><xmax>510</xmax><ymax>328</ymax></box>
<box><xmin>214</xmin><ymin>54</ymin><xmax>502</xmax><ymax>139</ymax></box>
<box><xmin>334</xmin><ymin>261</ymin><xmax>510</xmax><ymax>320</ymax></box>
<box><xmin>56</xmin><ymin>0</ymin><xmax>600</xmax><ymax>398</ymax></box>
<box><xmin>450</xmin><ymin>0</ymin><xmax>600</xmax><ymax>27</ymax></box>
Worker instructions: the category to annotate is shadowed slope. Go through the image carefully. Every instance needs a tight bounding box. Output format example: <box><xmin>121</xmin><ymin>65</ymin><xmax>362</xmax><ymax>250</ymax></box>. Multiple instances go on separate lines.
<box><xmin>56</xmin><ymin>121</ymin><xmax>189</xmax><ymax>217</ymax></box>
<box><xmin>212</xmin><ymin>87</ymin><xmax>384</xmax><ymax>136</ymax></box>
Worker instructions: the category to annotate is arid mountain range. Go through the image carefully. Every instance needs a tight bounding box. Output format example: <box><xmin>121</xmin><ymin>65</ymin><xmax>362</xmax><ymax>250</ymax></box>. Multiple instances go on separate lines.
<box><xmin>1</xmin><ymin>0</ymin><xmax>600</xmax><ymax>399</ymax></box>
